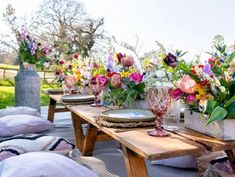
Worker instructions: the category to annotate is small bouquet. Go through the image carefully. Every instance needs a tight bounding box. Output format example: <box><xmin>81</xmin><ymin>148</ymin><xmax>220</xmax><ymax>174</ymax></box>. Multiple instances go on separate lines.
<box><xmin>17</xmin><ymin>26</ymin><xmax>52</xmax><ymax>69</ymax></box>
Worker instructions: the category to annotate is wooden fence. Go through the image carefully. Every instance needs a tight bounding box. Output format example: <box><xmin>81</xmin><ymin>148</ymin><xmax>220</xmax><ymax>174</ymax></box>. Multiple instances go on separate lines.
<box><xmin>0</xmin><ymin>67</ymin><xmax>56</xmax><ymax>83</ymax></box>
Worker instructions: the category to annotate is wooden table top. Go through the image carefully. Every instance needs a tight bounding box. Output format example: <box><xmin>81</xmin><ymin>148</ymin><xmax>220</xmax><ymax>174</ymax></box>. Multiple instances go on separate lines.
<box><xmin>68</xmin><ymin>105</ymin><xmax>208</xmax><ymax>160</ymax></box>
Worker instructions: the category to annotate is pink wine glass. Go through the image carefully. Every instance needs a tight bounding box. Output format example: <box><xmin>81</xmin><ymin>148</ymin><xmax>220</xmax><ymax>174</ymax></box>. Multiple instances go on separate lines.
<box><xmin>64</xmin><ymin>75</ymin><xmax>77</xmax><ymax>95</ymax></box>
<box><xmin>147</xmin><ymin>86</ymin><xmax>172</xmax><ymax>137</ymax></box>
<box><xmin>90</xmin><ymin>83</ymin><xmax>103</xmax><ymax>107</ymax></box>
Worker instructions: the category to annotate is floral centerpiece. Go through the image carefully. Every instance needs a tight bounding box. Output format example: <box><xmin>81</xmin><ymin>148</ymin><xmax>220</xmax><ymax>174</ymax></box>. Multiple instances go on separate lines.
<box><xmin>163</xmin><ymin>44</ymin><xmax>235</xmax><ymax>125</ymax></box>
<box><xmin>91</xmin><ymin>52</ymin><xmax>145</xmax><ymax>107</ymax></box>
<box><xmin>54</xmin><ymin>53</ymin><xmax>92</xmax><ymax>93</ymax></box>
<box><xmin>17</xmin><ymin>26</ymin><xmax>52</xmax><ymax>69</ymax></box>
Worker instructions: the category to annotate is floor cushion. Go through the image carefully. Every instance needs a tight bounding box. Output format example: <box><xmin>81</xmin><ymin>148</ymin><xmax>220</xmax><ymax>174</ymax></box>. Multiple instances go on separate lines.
<box><xmin>0</xmin><ymin>134</ymin><xmax>75</xmax><ymax>161</ymax></box>
<box><xmin>0</xmin><ymin>152</ymin><xmax>98</xmax><ymax>177</ymax></box>
<box><xmin>0</xmin><ymin>106</ymin><xmax>41</xmax><ymax>118</ymax></box>
<box><xmin>0</xmin><ymin>114</ymin><xmax>54</xmax><ymax>136</ymax></box>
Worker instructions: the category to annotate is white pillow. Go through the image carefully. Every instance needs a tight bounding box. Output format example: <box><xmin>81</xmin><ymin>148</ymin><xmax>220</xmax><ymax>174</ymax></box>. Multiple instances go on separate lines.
<box><xmin>0</xmin><ymin>152</ymin><xmax>98</xmax><ymax>177</ymax></box>
<box><xmin>0</xmin><ymin>115</ymin><xmax>54</xmax><ymax>136</ymax></box>
<box><xmin>151</xmin><ymin>156</ymin><xmax>198</xmax><ymax>169</ymax></box>
<box><xmin>0</xmin><ymin>106</ymin><xmax>41</xmax><ymax>118</ymax></box>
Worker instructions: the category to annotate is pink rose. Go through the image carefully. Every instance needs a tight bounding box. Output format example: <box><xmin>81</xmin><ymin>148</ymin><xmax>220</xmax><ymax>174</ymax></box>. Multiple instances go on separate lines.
<box><xmin>96</xmin><ymin>75</ymin><xmax>108</xmax><ymax>87</ymax></box>
<box><xmin>186</xmin><ymin>94</ymin><xmax>196</xmax><ymax>104</ymax></box>
<box><xmin>121</xmin><ymin>55</ymin><xmax>134</xmax><ymax>67</ymax></box>
<box><xmin>111</xmin><ymin>74</ymin><xmax>122</xmax><ymax>88</ymax></box>
<box><xmin>171</xmin><ymin>88</ymin><xmax>183</xmax><ymax>100</ymax></box>
<box><xmin>130</xmin><ymin>72</ymin><xmax>143</xmax><ymax>83</ymax></box>
<box><xmin>176</xmin><ymin>75</ymin><xmax>196</xmax><ymax>94</ymax></box>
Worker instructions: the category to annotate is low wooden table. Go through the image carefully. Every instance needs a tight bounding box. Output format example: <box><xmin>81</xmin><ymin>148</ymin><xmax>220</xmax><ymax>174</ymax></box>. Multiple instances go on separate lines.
<box><xmin>46</xmin><ymin>93</ymin><xmax>69</xmax><ymax>122</ymax></box>
<box><xmin>67</xmin><ymin>105</ymin><xmax>235</xmax><ymax>177</ymax></box>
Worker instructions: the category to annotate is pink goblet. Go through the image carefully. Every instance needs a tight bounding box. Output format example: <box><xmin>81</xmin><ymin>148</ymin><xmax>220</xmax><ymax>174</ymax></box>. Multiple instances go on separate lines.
<box><xmin>90</xmin><ymin>83</ymin><xmax>103</xmax><ymax>107</ymax></box>
<box><xmin>64</xmin><ymin>75</ymin><xmax>77</xmax><ymax>95</ymax></box>
<box><xmin>147</xmin><ymin>86</ymin><xmax>172</xmax><ymax>137</ymax></box>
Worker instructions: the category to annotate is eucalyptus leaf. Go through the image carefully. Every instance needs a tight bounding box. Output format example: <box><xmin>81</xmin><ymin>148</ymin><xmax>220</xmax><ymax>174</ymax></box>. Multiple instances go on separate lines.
<box><xmin>204</xmin><ymin>99</ymin><xmax>218</xmax><ymax>114</ymax></box>
<box><xmin>206</xmin><ymin>106</ymin><xmax>227</xmax><ymax>125</ymax></box>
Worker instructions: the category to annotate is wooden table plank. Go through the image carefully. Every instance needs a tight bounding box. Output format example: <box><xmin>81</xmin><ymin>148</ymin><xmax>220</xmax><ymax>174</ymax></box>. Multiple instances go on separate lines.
<box><xmin>173</xmin><ymin>127</ymin><xmax>235</xmax><ymax>152</ymax></box>
<box><xmin>68</xmin><ymin>105</ymin><xmax>206</xmax><ymax>160</ymax></box>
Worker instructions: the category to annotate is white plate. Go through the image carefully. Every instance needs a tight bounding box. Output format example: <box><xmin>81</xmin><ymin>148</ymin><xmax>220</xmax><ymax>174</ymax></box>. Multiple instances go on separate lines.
<box><xmin>61</xmin><ymin>94</ymin><xmax>95</xmax><ymax>102</ymax></box>
<box><xmin>101</xmin><ymin>109</ymin><xmax>155</xmax><ymax>123</ymax></box>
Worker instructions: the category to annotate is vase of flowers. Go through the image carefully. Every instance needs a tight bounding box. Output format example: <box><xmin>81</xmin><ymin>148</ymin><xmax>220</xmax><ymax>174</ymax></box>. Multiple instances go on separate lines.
<box><xmin>15</xmin><ymin>26</ymin><xmax>52</xmax><ymax>112</ymax></box>
<box><xmin>163</xmin><ymin>42</ymin><xmax>235</xmax><ymax>140</ymax></box>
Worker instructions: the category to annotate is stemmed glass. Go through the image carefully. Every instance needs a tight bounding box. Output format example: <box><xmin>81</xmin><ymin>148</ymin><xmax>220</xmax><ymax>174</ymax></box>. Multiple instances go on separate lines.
<box><xmin>90</xmin><ymin>82</ymin><xmax>103</xmax><ymax>107</ymax></box>
<box><xmin>147</xmin><ymin>86</ymin><xmax>172</xmax><ymax>137</ymax></box>
<box><xmin>64</xmin><ymin>75</ymin><xmax>77</xmax><ymax>95</ymax></box>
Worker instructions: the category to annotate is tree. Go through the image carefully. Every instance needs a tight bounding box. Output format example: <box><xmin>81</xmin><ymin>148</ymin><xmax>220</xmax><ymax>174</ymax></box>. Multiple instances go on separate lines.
<box><xmin>31</xmin><ymin>0</ymin><xmax>105</xmax><ymax>58</ymax></box>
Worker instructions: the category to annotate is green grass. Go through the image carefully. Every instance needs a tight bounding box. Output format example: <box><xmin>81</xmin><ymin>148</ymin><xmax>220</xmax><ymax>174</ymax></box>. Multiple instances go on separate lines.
<box><xmin>0</xmin><ymin>86</ymin><xmax>52</xmax><ymax>109</ymax></box>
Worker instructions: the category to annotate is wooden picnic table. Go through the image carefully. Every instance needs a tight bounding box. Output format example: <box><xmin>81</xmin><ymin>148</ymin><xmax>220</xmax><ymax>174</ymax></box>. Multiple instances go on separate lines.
<box><xmin>67</xmin><ymin>105</ymin><xmax>235</xmax><ymax>177</ymax></box>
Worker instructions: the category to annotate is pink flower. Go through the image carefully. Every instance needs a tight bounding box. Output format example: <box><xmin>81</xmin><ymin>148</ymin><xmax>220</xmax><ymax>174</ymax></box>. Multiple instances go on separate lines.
<box><xmin>176</xmin><ymin>75</ymin><xmax>196</xmax><ymax>94</ymax></box>
<box><xmin>73</xmin><ymin>53</ymin><xmax>79</xmax><ymax>59</ymax></box>
<box><xmin>121</xmin><ymin>55</ymin><xmax>134</xmax><ymax>67</ymax></box>
<box><xmin>111</xmin><ymin>74</ymin><xmax>122</xmax><ymax>88</ymax></box>
<box><xmin>186</xmin><ymin>94</ymin><xmax>196</xmax><ymax>104</ymax></box>
<box><xmin>171</xmin><ymin>88</ymin><xmax>183</xmax><ymax>100</ymax></box>
<box><xmin>130</xmin><ymin>72</ymin><xmax>143</xmax><ymax>83</ymax></box>
<box><xmin>96</xmin><ymin>75</ymin><xmax>108</xmax><ymax>87</ymax></box>
<box><xmin>59</xmin><ymin>59</ymin><xmax>65</xmax><ymax>65</ymax></box>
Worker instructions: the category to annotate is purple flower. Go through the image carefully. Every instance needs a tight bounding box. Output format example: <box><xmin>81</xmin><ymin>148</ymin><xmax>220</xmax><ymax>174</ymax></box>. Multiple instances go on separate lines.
<box><xmin>202</xmin><ymin>64</ymin><xmax>212</xmax><ymax>76</ymax></box>
<box><xmin>163</xmin><ymin>53</ymin><xmax>178</xmax><ymax>68</ymax></box>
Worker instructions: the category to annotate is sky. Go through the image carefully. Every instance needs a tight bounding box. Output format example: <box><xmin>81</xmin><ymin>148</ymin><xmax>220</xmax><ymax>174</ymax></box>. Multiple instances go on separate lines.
<box><xmin>0</xmin><ymin>0</ymin><xmax>235</xmax><ymax>58</ymax></box>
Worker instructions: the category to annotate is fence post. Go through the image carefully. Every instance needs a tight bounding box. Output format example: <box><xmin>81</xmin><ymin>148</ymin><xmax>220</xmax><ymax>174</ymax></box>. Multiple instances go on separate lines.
<box><xmin>3</xmin><ymin>68</ymin><xmax>6</xmax><ymax>80</ymax></box>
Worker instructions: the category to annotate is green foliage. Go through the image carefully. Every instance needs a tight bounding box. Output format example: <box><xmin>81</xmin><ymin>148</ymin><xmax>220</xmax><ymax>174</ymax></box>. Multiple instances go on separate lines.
<box><xmin>206</xmin><ymin>106</ymin><xmax>227</xmax><ymax>125</ymax></box>
<box><xmin>0</xmin><ymin>79</ymin><xmax>14</xmax><ymax>86</ymax></box>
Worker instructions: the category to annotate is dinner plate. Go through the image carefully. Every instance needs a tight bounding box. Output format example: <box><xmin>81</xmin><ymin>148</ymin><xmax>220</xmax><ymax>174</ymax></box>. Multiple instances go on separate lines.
<box><xmin>47</xmin><ymin>88</ymin><xmax>63</xmax><ymax>94</ymax></box>
<box><xmin>61</xmin><ymin>94</ymin><xmax>95</xmax><ymax>102</ymax></box>
<box><xmin>101</xmin><ymin>109</ymin><xmax>155</xmax><ymax>123</ymax></box>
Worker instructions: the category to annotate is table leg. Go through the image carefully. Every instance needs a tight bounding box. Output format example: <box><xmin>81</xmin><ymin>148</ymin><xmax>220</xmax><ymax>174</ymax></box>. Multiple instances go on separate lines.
<box><xmin>47</xmin><ymin>98</ymin><xmax>56</xmax><ymax>122</ymax></box>
<box><xmin>82</xmin><ymin>123</ymin><xmax>98</xmax><ymax>156</ymax></box>
<box><xmin>121</xmin><ymin>145</ymin><xmax>148</xmax><ymax>177</ymax></box>
<box><xmin>225</xmin><ymin>150</ymin><xmax>235</xmax><ymax>171</ymax></box>
<box><xmin>71</xmin><ymin>112</ymin><xmax>85</xmax><ymax>151</ymax></box>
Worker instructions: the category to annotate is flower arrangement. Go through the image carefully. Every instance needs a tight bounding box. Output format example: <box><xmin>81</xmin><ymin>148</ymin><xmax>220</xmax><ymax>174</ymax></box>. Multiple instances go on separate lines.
<box><xmin>54</xmin><ymin>53</ymin><xmax>92</xmax><ymax>90</ymax></box>
<box><xmin>163</xmin><ymin>45</ymin><xmax>235</xmax><ymax>125</ymax></box>
<box><xmin>17</xmin><ymin>26</ymin><xmax>52</xmax><ymax>69</ymax></box>
<box><xmin>91</xmin><ymin>51</ymin><xmax>145</xmax><ymax>107</ymax></box>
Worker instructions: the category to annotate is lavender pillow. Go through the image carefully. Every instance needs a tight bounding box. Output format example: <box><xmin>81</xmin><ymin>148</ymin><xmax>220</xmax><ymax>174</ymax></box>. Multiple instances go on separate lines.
<box><xmin>0</xmin><ymin>106</ymin><xmax>41</xmax><ymax>118</ymax></box>
<box><xmin>0</xmin><ymin>134</ymin><xmax>75</xmax><ymax>161</ymax></box>
<box><xmin>0</xmin><ymin>115</ymin><xmax>54</xmax><ymax>136</ymax></box>
<box><xmin>0</xmin><ymin>152</ymin><xmax>98</xmax><ymax>177</ymax></box>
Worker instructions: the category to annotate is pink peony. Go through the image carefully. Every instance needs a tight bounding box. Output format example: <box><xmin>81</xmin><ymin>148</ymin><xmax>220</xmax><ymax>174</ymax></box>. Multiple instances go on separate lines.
<box><xmin>176</xmin><ymin>75</ymin><xmax>196</xmax><ymax>94</ymax></box>
<box><xmin>186</xmin><ymin>94</ymin><xmax>196</xmax><ymax>104</ymax></box>
<box><xmin>171</xmin><ymin>88</ymin><xmax>183</xmax><ymax>100</ymax></box>
<box><xmin>111</xmin><ymin>74</ymin><xmax>122</xmax><ymax>88</ymax></box>
<box><xmin>121</xmin><ymin>55</ymin><xmax>134</xmax><ymax>67</ymax></box>
<box><xmin>96</xmin><ymin>75</ymin><xmax>108</xmax><ymax>87</ymax></box>
<box><xmin>130</xmin><ymin>72</ymin><xmax>143</xmax><ymax>83</ymax></box>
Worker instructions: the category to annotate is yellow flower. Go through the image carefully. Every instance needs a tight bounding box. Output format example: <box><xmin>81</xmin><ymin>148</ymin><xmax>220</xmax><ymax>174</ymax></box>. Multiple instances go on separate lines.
<box><xmin>194</xmin><ymin>84</ymin><xmax>206</xmax><ymax>100</ymax></box>
<box><xmin>143</xmin><ymin>58</ymin><xmax>150</xmax><ymax>66</ymax></box>
<box><xmin>120</xmin><ymin>71</ymin><xmax>130</xmax><ymax>78</ymax></box>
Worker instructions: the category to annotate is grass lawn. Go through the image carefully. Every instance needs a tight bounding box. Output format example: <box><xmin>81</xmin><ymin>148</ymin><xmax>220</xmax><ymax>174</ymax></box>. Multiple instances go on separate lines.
<box><xmin>0</xmin><ymin>86</ymin><xmax>50</xmax><ymax>109</ymax></box>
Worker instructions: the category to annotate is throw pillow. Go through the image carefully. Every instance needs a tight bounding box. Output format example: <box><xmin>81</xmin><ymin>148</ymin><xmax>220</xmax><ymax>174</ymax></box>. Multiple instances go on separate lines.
<box><xmin>0</xmin><ymin>152</ymin><xmax>98</xmax><ymax>177</ymax></box>
<box><xmin>0</xmin><ymin>134</ymin><xmax>75</xmax><ymax>161</ymax></box>
<box><xmin>0</xmin><ymin>106</ymin><xmax>41</xmax><ymax>118</ymax></box>
<box><xmin>0</xmin><ymin>115</ymin><xmax>54</xmax><ymax>136</ymax></box>
<box><xmin>151</xmin><ymin>155</ymin><xmax>198</xmax><ymax>169</ymax></box>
